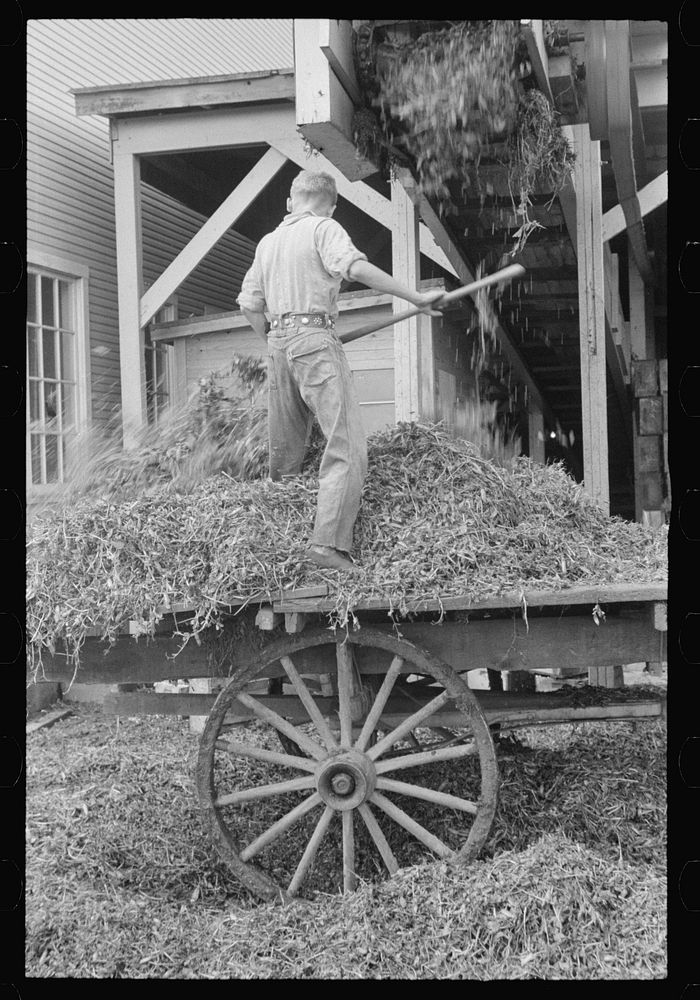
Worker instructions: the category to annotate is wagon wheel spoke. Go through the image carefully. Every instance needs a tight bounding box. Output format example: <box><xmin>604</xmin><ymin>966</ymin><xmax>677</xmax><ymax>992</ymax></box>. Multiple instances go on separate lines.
<box><xmin>198</xmin><ymin>626</ymin><xmax>499</xmax><ymax>902</ymax></box>
<box><xmin>280</xmin><ymin>655</ymin><xmax>338</xmax><ymax>752</ymax></box>
<box><xmin>355</xmin><ymin>655</ymin><xmax>405</xmax><ymax>752</ymax></box>
<box><xmin>342</xmin><ymin>810</ymin><xmax>356</xmax><ymax>893</ymax></box>
<box><xmin>239</xmin><ymin>791</ymin><xmax>323</xmax><ymax>862</ymax></box>
<box><xmin>214</xmin><ymin>738</ymin><xmax>316</xmax><ymax>773</ymax></box>
<box><xmin>235</xmin><ymin>691</ymin><xmax>326</xmax><ymax>761</ymax></box>
<box><xmin>287</xmin><ymin>805</ymin><xmax>335</xmax><ymax>897</ymax></box>
<box><xmin>215</xmin><ymin>774</ymin><xmax>316</xmax><ymax>809</ymax></box>
<box><xmin>358</xmin><ymin>803</ymin><xmax>399</xmax><ymax>876</ymax></box>
<box><xmin>336</xmin><ymin>640</ymin><xmax>355</xmax><ymax>749</ymax></box>
<box><xmin>375</xmin><ymin>776</ymin><xmax>478</xmax><ymax>815</ymax></box>
<box><xmin>374</xmin><ymin>741</ymin><xmax>477</xmax><ymax>774</ymax></box>
<box><xmin>370</xmin><ymin>791</ymin><xmax>453</xmax><ymax>860</ymax></box>
<box><xmin>367</xmin><ymin>689</ymin><xmax>452</xmax><ymax>761</ymax></box>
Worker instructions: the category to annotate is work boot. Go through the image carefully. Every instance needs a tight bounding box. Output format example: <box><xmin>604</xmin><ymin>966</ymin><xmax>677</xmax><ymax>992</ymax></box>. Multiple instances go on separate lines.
<box><xmin>306</xmin><ymin>544</ymin><xmax>359</xmax><ymax>573</ymax></box>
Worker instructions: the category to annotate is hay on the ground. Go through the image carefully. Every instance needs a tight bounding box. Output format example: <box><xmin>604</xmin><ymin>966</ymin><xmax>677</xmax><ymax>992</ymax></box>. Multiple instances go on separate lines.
<box><xmin>25</xmin><ymin>708</ymin><xmax>666</xmax><ymax>979</ymax></box>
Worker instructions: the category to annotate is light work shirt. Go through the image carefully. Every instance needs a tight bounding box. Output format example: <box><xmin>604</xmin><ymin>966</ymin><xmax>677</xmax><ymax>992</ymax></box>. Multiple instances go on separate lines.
<box><xmin>236</xmin><ymin>211</ymin><xmax>367</xmax><ymax>318</ymax></box>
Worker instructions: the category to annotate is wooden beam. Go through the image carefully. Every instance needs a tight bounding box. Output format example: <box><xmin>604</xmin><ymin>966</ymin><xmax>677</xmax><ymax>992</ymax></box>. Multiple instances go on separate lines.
<box><xmin>604</xmin><ymin>245</ymin><xmax>630</xmax><ymax>383</ymax></box>
<box><xmin>26</xmin><ymin>708</ymin><xmax>72</xmax><ymax>734</ymax></box>
<box><xmin>391</xmin><ymin>176</ymin><xmax>421</xmax><ymax>421</ymax></box>
<box><xmin>605</xmin><ymin>20</ymin><xmax>654</xmax><ymax>283</ymax></box>
<box><xmin>629</xmin><ymin>69</ymin><xmax>648</xmax><ymax>188</ymax></box>
<box><xmin>602</xmin><ymin>171</ymin><xmax>667</xmax><ymax>243</ymax></box>
<box><xmin>294</xmin><ymin>19</ymin><xmax>375</xmax><ymax>181</ymax></box>
<box><xmin>319</xmin><ymin>19</ymin><xmax>363</xmax><ymax>106</ymax></box>
<box><xmin>520</xmin><ymin>20</ymin><xmax>554</xmax><ymax>103</ymax></box>
<box><xmin>149</xmin><ymin>289</ymin><xmax>418</xmax><ymax>343</ymax></box>
<box><xmin>73</xmin><ymin>69</ymin><xmax>296</xmax><ymax>117</ymax></box>
<box><xmin>113</xmin><ymin>151</ymin><xmax>147</xmax><ymax>441</ymax></box>
<box><xmin>629</xmin><ymin>253</ymin><xmax>655</xmax><ymax>360</ymax></box>
<box><xmin>572</xmin><ymin>124</ymin><xmax>609</xmax><ymax>513</ymax></box>
<box><xmin>139</xmin><ymin>147</ymin><xmax>288</xmax><ymax>327</ymax></box>
<box><xmin>110</xmin><ymin>103</ymin><xmax>297</xmax><ymax>156</ymax></box>
<box><xmin>274</xmin><ymin>581</ymin><xmax>666</xmax><ymax>615</ymax></box>
<box><xmin>632</xmin><ymin>64</ymin><xmax>667</xmax><ymax>108</ymax></box>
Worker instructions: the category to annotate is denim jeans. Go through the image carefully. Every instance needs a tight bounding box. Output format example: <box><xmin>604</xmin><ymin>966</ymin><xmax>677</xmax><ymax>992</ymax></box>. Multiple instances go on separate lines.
<box><xmin>267</xmin><ymin>326</ymin><xmax>368</xmax><ymax>553</ymax></box>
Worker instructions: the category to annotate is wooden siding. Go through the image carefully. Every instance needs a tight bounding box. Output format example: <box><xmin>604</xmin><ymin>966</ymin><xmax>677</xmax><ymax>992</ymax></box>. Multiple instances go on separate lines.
<box><xmin>27</xmin><ymin>19</ymin><xmax>289</xmax><ymax>427</ymax></box>
<box><xmin>182</xmin><ymin>326</ymin><xmax>396</xmax><ymax>438</ymax></box>
<box><xmin>27</xmin><ymin>19</ymin><xmax>293</xmax><ymax>87</ymax></box>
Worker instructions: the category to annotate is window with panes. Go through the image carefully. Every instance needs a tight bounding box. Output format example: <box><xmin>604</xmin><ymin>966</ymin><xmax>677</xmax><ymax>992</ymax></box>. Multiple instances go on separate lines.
<box><xmin>27</xmin><ymin>269</ymin><xmax>82</xmax><ymax>486</ymax></box>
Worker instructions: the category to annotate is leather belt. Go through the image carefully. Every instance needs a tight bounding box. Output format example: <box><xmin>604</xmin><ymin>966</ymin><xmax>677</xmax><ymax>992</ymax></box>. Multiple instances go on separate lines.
<box><xmin>270</xmin><ymin>312</ymin><xmax>336</xmax><ymax>330</ymax></box>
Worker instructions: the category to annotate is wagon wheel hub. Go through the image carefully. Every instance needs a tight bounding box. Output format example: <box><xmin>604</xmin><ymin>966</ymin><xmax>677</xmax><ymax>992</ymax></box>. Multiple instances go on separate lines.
<box><xmin>316</xmin><ymin>750</ymin><xmax>376</xmax><ymax>811</ymax></box>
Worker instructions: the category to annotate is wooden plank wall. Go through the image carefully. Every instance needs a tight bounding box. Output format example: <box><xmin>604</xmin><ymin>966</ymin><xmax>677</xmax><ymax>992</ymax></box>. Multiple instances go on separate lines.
<box><xmin>178</xmin><ymin>306</ymin><xmax>397</xmax><ymax>437</ymax></box>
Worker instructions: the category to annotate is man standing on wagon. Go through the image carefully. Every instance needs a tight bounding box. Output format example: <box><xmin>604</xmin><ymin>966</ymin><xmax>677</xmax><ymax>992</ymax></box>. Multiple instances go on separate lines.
<box><xmin>238</xmin><ymin>169</ymin><xmax>444</xmax><ymax>573</ymax></box>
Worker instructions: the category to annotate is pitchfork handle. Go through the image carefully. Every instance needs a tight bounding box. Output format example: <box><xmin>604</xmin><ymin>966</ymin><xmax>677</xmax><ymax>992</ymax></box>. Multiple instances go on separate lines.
<box><xmin>339</xmin><ymin>263</ymin><xmax>526</xmax><ymax>346</ymax></box>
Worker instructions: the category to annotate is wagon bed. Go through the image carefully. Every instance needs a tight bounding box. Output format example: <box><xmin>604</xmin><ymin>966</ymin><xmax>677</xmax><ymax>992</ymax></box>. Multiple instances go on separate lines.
<box><xmin>39</xmin><ymin>579</ymin><xmax>666</xmax><ymax>902</ymax></box>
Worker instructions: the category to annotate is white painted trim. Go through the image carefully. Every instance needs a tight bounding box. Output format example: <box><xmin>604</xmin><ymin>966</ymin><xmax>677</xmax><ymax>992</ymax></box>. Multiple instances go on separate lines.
<box><xmin>139</xmin><ymin>147</ymin><xmax>289</xmax><ymax>327</ymax></box>
<box><xmin>112</xmin><ymin>103</ymin><xmax>297</xmax><ymax>156</ymax></box>
<box><xmin>601</xmin><ymin>171</ymin><xmax>668</xmax><ymax>243</ymax></box>
<box><xmin>77</xmin><ymin>275</ymin><xmax>92</xmax><ymax>430</ymax></box>
<box><xmin>113</xmin><ymin>150</ymin><xmax>147</xmax><ymax>441</ymax></box>
<box><xmin>26</xmin><ymin>257</ymin><xmax>93</xmax><ymax>495</ymax></box>
<box><xmin>149</xmin><ymin>289</ymin><xmax>449</xmax><ymax>342</ymax></box>
<box><xmin>27</xmin><ymin>245</ymin><xmax>90</xmax><ymax>281</ymax></box>
<box><xmin>26</xmin><ymin>253</ymin><xmax>92</xmax><ymax>435</ymax></box>
<box><xmin>391</xmin><ymin>176</ymin><xmax>421</xmax><ymax>422</ymax></box>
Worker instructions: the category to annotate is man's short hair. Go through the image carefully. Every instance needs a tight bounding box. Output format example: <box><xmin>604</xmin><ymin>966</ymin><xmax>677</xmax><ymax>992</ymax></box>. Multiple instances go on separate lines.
<box><xmin>290</xmin><ymin>170</ymin><xmax>338</xmax><ymax>206</ymax></box>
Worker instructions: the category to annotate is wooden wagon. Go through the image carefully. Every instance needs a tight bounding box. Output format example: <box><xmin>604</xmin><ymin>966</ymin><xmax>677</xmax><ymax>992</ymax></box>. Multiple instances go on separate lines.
<box><xmin>40</xmin><ymin>581</ymin><xmax>667</xmax><ymax>903</ymax></box>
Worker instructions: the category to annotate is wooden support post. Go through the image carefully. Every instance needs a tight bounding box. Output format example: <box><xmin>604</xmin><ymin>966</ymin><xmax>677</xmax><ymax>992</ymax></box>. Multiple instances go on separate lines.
<box><xmin>528</xmin><ymin>404</ymin><xmax>545</xmax><ymax>463</ymax></box>
<box><xmin>113</xmin><ymin>151</ymin><xmax>146</xmax><ymax>443</ymax></box>
<box><xmin>572</xmin><ymin>125</ymin><xmax>609</xmax><ymax>514</ymax></box>
<box><xmin>188</xmin><ymin>678</ymin><xmax>223</xmax><ymax>734</ymax></box>
<box><xmin>285</xmin><ymin>612</ymin><xmax>308</xmax><ymax>634</ymax></box>
<box><xmin>629</xmin><ymin>253</ymin><xmax>656</xmax><ymax>362</ymax></box>
<box><xmin>391</xmin><ymin>174</ymin><xmax>421</xmax><ymax>422</ymax></box>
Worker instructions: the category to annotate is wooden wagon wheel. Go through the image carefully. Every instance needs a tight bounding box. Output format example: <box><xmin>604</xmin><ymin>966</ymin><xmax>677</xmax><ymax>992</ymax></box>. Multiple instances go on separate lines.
<box><xmin>196</xmin><ymin>627</ymin><xmax>499</xmax><ymax>903</ymax></box>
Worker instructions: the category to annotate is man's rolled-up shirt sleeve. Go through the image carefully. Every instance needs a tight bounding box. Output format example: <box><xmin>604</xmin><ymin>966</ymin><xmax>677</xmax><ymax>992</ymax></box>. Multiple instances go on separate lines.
<box><xmin>314</xmin><ymin>219</ymin><xmax>367</xmax><ymax>280</ymax></box>
<box><xmin>236</xmin><ymin>259</ymin><xmax>266</xmax><ymax>313</ymax></box>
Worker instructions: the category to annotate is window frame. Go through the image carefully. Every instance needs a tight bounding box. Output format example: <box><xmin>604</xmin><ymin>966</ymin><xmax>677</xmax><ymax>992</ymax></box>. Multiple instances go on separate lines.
<box><xmin>26</xmin><ymin>249</ymin><xmax>91</xmax><ymax>495</ymax></box>
<box><xmin>145</xmin><ymin>298</ymin><xmax>177</xmax><ymax>427</ymax></box>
